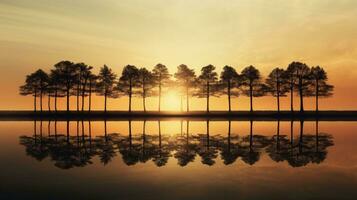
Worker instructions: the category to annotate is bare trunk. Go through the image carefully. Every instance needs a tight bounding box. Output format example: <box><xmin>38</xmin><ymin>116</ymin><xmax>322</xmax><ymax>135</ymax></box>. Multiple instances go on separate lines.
<box><xmin>228</xmin><ymin>80</ymin><xmax>231</xmax><ymax>112</ymax></box>
<box><xmin>54</xmin><ymin>88</ymin><xmax>58</xmax><ymax>112</ymax></box>
<box><xmin>82</xmin><ymin>79</ymin><xmax>87</xmax><ymax>112</ymax></box>
<box><xmin>48</xmin><ymin>94</ymin><xmax>51</xmax><ymax>112</ymax></box>
<box><xmin>104</xmin><ymin>93</ymin><xmax>107</xmax><ymax>113</ymax></box>
<box><xmin>186</xmin><ymin>85</ymin><xmax>189</xmax><ymax>112</ymax></box>
<box><xmin>34</xmin><ymin>92</ymin><xmax>37</xmax><ymax>112</ymax></box>
<box><xmin>316</xmin><ymin>79</ymin><xmax>319</xmax><ymax>113</ymax></box>
<box><xmin>129</xmin><ymin>78</ymin><xmax>132</xmax><ymax>112</ymax></box>
<box><xmin>89</xmin><ymin>83</ymin><xmax>92</xmax><ymax>112</ymax></box>
<box><xmin>249</xmin><ymin>81</ymin><xmax>253</xmax><ymax>112</ymax></box>
<box><xmin>206</xmin><ymin>81</ymin><xmax>210</xmax><ymax>112</ymax></box>
<box><xmin>299</xmin><ymin>78</ymin><xmax>304</xmax><ymax>112</ymax></box>
<box><xmin>143</xmin><ymin>80</ymin><xmax>146</xmax><ymax>112</ymax></box>
<box><xmin>67</xmin><ymin>88</ymin><xmax>70</xmax><ymax>112</ymax></box>
<box><xmin>158</xmin><ymin>78</ymin><xmax>161</xmax><ymax>112</ymax></box>
<box><xmin>40</xmin><ymin>91</ymin><xmax>43</xmax><ymax>112</ymax></box>
<box><xmin>290</xmin><ymin>85</ymin><xmax>294</xmax><ymax>112</ymax></box>
<box><xmin>277</xmin><ymin>81</ymin><xmax>280</xmax><ymax>113</ymax></box>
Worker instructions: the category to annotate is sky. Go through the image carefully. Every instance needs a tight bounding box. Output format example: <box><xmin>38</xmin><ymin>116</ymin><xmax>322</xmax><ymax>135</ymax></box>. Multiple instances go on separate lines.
<box><xmin>1</xmin><ymin>0</ymin><xmax>357</xmax><ymax>111</ymax></box>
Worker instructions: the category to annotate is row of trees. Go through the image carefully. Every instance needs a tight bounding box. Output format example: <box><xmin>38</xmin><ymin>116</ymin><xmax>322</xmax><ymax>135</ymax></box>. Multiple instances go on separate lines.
<box><xmin>20</xmin><ymin>61</ymin><xmax>333</xmax><ymax>112</ymax></box>
<box><xmin>21</xmin><ymin>120</ymin><xmax>333</xmax><ymax>168</ymax></box>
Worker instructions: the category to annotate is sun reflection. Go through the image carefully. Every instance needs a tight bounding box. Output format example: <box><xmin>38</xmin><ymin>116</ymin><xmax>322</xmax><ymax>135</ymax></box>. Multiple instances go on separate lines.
<box><xmin>162</xmin><ymin>90</ymin><xmax>183</xmax><ymax>111</ymax></box>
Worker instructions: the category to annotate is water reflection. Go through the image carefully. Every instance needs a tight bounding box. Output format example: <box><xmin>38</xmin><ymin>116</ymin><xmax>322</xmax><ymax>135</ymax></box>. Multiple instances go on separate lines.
<box><xmin>20</xmin><ymin>120</ymin><xmax>334</xmax><ymax>169</ymax></box>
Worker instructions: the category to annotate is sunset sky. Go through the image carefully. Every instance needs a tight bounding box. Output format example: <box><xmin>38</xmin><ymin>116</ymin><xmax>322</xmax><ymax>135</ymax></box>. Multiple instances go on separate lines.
<box><xmin>1</xmin><ymin>0</ymin><xmax>357</xmax><ymax>110</ymax></box>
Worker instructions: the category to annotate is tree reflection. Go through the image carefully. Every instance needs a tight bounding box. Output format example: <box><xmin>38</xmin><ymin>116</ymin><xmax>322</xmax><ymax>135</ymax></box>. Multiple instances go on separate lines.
<box><xmin>20</xmin><ymin>120</ymin><xmax>334</xmax><ymax>169</ymax></box>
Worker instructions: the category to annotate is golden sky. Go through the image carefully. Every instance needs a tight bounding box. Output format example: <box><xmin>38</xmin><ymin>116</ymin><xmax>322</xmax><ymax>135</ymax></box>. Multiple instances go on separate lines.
<box><xmin>1</xmin><ymin>0</ymin><xmax>357</xmax><ymax>110</ymax></box>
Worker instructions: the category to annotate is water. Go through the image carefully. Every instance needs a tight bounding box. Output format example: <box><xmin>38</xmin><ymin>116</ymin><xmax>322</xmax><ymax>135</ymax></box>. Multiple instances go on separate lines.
<box><xmin>0</xmin><ymin>120</ymin><xmax>356</xmax><ymax>200</ymax></box>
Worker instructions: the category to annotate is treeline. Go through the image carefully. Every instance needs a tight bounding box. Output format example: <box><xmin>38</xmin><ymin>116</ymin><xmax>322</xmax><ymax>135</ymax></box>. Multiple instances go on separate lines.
<box><xmin>20</xmin><ymin>61</ymin><xmax>333</xmax><ymax>112</ymax></box>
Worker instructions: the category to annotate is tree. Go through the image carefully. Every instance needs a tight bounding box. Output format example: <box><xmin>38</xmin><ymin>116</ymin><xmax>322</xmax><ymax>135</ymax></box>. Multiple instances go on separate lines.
<box><xmin>285</xmin><ymin>64</ymin><xmax>298</xmax><ymax>112</ymax></box>
<box><xmin>174</xmin><ymin>64</ymin><xmax>197</xmax><ymax>112</ymax></box>
<box><xmin>241</xmin><ymin>66</ymin><xmax>266</xmax><ymax>112</ymax></box>
<box><xmin>195</xmin><ymin>65</ymin><xmax>218</xmax><ymax>112</ymax></box>
<box><xmin>152</xmin><ymin>63</ymin><xmax>171</xmax><ymax>112</ymax></box>
<box><xmin>309</xmin><ymin>66</ymin><xmax>334</xmax><ymax>112</ymax></box>
<box><xmin>54</xmin><ymin>61</ymin><xmax>77</xmax><ymax>112</ymax></box>
<box><xmin>266</xmin><ymin>68</ymin><xmax>289</xmax><ymax>112</ymax></box>
<box><xmin>20</xmin><ymin>69</ymin><xmax>49</xmax><ymax>112</ymax></box>
<box><xmin>73</xmin><ymin>63</ymin><xmax>88</xmax><ymax>112</ymax></box>
<box><xmin>291</xmin><ymin>62</ymin><xmax>311</xmax><ymax>112</ymax></box>
<box><xmin>87</xmin><ymin>73</ymin><xmax>98</xmax><ymax>112</ymax></box>
<box><xmin>137</xmin><ymin>68</ymin><xmax>155</xmax><ymax>112</ymax></box>
<box><xmin>117</xmin><ymin>65</ymin><xmax>140</xmax><ymax>112</ymax></box>
<box><xmin>97</xmin><ymin>65</ymin><xmax>117</xmax><ymax>112</ymax></box>
<box><xmin>49</xmin><ymin>69</ymin><xmax>65</xmax><ymax>112</ymax></box>
<box><xmin>219</xmin><ymin>65</ymin><xmax>240</xmax><ymax>112</ymax></box>
<box><xmin>80</xmin><ymin>65</ymin><xmax>94</xmax><ymax>112</ymax></box>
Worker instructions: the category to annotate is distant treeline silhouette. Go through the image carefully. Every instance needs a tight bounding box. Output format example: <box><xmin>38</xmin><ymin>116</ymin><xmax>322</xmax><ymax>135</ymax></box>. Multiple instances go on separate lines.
<box><xmin>20</xmin><ymin>61</ymin><xmax>333</xmax><ymax>112</ymax></box>
<box><xmin>20</xmin><ymin>120</ymin><xmax>333</xmax><ymax>168</ymax></box>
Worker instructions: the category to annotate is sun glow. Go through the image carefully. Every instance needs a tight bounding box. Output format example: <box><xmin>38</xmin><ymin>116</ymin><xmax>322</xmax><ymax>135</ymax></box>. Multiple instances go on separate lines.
<box><xmin>162</xmin><ymin>90</ymin><xmax>183</xmax><ymax>111</ymax></box>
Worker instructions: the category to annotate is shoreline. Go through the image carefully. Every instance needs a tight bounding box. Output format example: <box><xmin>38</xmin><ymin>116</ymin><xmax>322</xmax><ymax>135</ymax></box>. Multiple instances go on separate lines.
<box><xmin>0</xmin><ymin>110</ymin><xmax>357</xmax><ymax>121</ymax></box>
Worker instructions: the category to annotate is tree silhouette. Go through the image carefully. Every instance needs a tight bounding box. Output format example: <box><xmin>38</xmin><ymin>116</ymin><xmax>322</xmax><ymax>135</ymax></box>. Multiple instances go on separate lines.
<box><xmin>117</xmin><ymin>65</ymin><xmax>140</xmax><ymax>112</ymax></box>
<box><xmin>240</xmin><ymin>66</ymin><xmax>266</xmax><ymax>112</ymax></box>
<box><xmin>309</xmin><ymin>66</ymin><xmax>334</xmax><ymax>112</ymax></box>
<box><xmin>137</xmin><ymin>68</ymin><xmax>155</xmax><ymax>112</ymax></box>
<box><xmin>289</xmin><ymin>62</ymin><xmax>311</xmax><ymax>112</ymax></box>
<box><xmin>219</xmin><ymin>65</ymin><xmax>240</xmax><ymax>112</ymax></box>
<box><xmin>152</xmin><ymin>63</ymin><xmax>171</xmax><ymax>112</ymax></box>
<box><xmin>97</xmin><ymin>65</ymin><xmax>117</xmax><ymax>112</ymax></box>
<box><xmin>285</xmin><ymin>64</ymin><xmax>298</xmax><ymax>112</ymax></box>
<box><xmin>48</xmin><ymin>69</ymin><xmax>65</xmax><ymax>112</ymax></box>
<box><xmin>20</xmin><ymin>69</ymin><xmax>49</xmax><ymax>112</ymax></box>
<box><xmin>86</xmin><ymin>72</ymin><xmax>98</xmax><ymax>112</ymax></box>
<box><xmin>54</xmin><ymin>61</ymin><xmax>77</xmax><ymax>112</ymax></box>
<box><xmin>174</xmin><ymin>64</ymin><xmax>197</xmax><ymax>112</ymax></box>
<box><xmin>79</xmin><ymin>64</ymin><xmax>94</xmax><ymax>112</ymax></box>
<box><xmin>72</xmin><ymin>63</ymin><xmax>88</xmax><ymax>112</ymax></box>
<box><xmin>195</xmin><ymin>65</ymin><xmax>218</xmax><ymax>112</ymax></box>
<box><xmin>266</xmin><ymin>68</ymin><xmax>289</xmax><ymax>112</ymax></box>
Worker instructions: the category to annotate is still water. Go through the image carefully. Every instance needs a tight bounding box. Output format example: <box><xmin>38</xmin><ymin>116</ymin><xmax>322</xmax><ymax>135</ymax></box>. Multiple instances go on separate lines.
<box><xmin>0</xmin><ymin>120</ymin><xmax>356</xmax><ymax>200</ymax></box>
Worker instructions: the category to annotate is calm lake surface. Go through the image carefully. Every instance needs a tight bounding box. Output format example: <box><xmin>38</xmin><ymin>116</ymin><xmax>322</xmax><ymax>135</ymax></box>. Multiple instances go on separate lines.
<box><xmin>0</xmin><ymin>120</ymin><xmax>356</xmax><ymax>200</ymax></box>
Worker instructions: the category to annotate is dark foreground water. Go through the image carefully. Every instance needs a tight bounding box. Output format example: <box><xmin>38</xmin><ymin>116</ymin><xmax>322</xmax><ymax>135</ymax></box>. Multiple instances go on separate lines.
<box><xmin>0</xmin><ymin>120</ymin><xmax>356</xmax><ymax>200</ymax></box>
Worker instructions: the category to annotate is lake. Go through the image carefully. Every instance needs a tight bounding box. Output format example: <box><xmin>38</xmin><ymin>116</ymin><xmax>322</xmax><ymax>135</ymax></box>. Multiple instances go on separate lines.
<box><xmin>0</xmin><ymin>119</ymin><xmax>356</xmax><ymax>200</ymax></box>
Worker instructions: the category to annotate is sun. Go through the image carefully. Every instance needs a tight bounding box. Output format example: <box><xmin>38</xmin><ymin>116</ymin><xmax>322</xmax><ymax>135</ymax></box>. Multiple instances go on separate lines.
<box><xmin>162</xmin><ymin>90</ymin><xmax>183</xmax><ymax>111</ymax></box>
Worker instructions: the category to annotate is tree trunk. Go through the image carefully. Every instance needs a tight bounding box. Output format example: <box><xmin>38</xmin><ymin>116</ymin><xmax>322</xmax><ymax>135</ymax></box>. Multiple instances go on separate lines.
<box><xmin>34</xmin><ymin>92</ymin><xmax>37</xmax><ymax>112</ymax></box>
<box><xmin>89</xmin><ymin>83</ymin><xmax>92</xmax><ymax>112</ymax></box>
<box><xmin>316</xmin><ymin>79</ymin><xmax>319</xmax><ymax>113</ymax></box>
<box><xmin>143</xmin><ymin>81</ymin><xmax>146</xmax><ymax>112</ymax></box>
<box><xmin>206</xmin><ymin>81</ymin><xmax>210</xmax><ymax>112</ymax></box>
<box><xmin>299</xmin><ymin>78</ymin><xmax>304</xmax><ymax>112</ymax></box>
<box><xmin>48</xmin><ymin>94</ymin><xmax>51</xmax><ymax>112</ymax></box>
<box><xmin>158</xmin><ymin>78</ymin><xmax>161</xmax><ymax>112</ymax></box>
<box><xmin>82</xmin><ymin>79</ymin><xmax>87</xmax><ymax>112</ymax></box>
<box><xmin>104</xmin><ymin>93</ymin><xmax>107</xmax><ymax>113</ymax></box>
<box><xmin>277</xmin><ymin>80</ymin><xmax>280</xmax><ymax>113</ymax></box>
<box><xmin>290</xmin><ymin>120</ymin><xmax>294</xmax><ymax>146</ymax></box>
<box><xmin>77</xmin><ymin>76</ymin><xmax>81</xmax><ymax>112</ymax></box>
<box><xmin>40</xmin><ymin>91</ymin><xmax>43</xmax><ymax>112</ymax></box>
<box><xmin>67</xmin><ymin>88</ymin><xmax>70</xmax><ymax>112</ymax></box>
<box><xmin>249</xmin><ymin>82</ymin><xmax>253</xmax><ymax>112</ymax></box>
<box><xmin>54</xmin><ymin>88</ymin><xmax>58</xmax><ymax>112</ymax></box>
<box><xmin>290</xmin><ymin>85</ymin><xmax>294</xmax><ymax>112</ymax></box>
<box><xmin>186</xmin><ymin>85</ymin><xmax>189</xmax><ymax>112</ymax></box>
<box><xmin>129</xmin><ymin>79</ymin><xmax>132</xmax><ymax>112</ymax></box>
<box><xmin>228</xmin><ymin>80</ymin><xmax>231</xmax><ymax>112</ymax></box>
